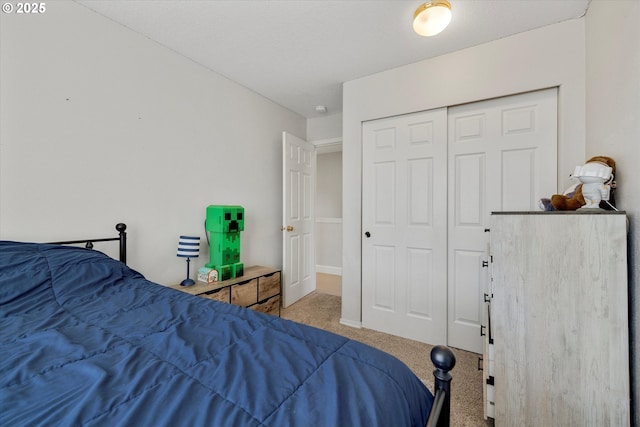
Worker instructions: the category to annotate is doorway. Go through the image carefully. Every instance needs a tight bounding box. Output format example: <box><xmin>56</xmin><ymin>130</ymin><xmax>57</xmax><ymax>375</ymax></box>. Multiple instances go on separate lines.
<box><xmin>315</xmin><ymin>140</ymin><xmax>342</xmax><ymax>296</ymax></box>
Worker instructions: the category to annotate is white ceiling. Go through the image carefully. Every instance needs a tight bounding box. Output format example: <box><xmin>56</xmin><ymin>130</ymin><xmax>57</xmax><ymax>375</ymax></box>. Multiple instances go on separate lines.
<box><xmin>75</xmin><ymin>0</ymin><xmax>590</xmax><ymax>118</ymax></box>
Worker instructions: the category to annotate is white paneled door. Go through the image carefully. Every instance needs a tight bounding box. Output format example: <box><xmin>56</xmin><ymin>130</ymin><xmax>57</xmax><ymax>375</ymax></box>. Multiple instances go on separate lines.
<box><xmin>362</xmin><ymin>88</ymin><xmax>558</xmax><ymax>353</ymax></box>
<box><xmin>447</xmin><ymin>88</ymin><xmax>558</xmax><ymax>353</ymax></box>
<box><xmin>362</xmin><ymin>108</ymin><xmax>449</xmax><ymax>344</ymax></box>
<box><xmin>282</xmin><ymin>132</ymin><xmax>316</xmax><ymax>307</ymax></box>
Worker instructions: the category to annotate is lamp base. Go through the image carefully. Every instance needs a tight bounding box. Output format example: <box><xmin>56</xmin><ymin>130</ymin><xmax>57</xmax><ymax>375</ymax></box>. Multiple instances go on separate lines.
<box><xmin>180</xmin><ymin>278</ymin><xmax>195</xmax><ymax>286</ymax></box>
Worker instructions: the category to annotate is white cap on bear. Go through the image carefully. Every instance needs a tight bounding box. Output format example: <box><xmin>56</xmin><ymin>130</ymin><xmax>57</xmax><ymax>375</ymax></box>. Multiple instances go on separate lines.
<box><xmin>573</xmin><ymin>162</ymin><xmax>613</xmax><ymax>180</ymax></box>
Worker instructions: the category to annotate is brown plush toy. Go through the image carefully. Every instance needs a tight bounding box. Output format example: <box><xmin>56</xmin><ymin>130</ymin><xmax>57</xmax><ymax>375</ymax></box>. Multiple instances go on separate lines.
<box><xmin>539</xmin><ymin>155</ymin><xmax>616</xmax><ymax>211</ymax></box>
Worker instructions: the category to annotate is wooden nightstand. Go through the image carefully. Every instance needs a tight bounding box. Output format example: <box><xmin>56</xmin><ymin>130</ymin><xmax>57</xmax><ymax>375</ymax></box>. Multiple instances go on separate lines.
<box><xmin>169</xmin><ymin>266</ymin><xmax>281</xmax><ymax>316</ymax></box>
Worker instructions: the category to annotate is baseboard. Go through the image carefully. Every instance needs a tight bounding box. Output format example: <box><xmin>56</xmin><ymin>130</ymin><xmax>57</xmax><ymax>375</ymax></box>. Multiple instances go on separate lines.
<box><xmin>316</xmin><ymin>265</ymin><xmax>342</xmax><ymax>276</ymax></box>
<box><xmin>339</xmin><ymin>318</ymin><xmax>362</xmax><ymax>329</ymax></box>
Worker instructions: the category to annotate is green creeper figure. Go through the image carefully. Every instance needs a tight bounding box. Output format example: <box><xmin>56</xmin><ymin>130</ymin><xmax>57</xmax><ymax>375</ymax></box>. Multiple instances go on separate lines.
<box><xmin>205</xmin><ymin>205</ymin><xmax>244</xmax><ymax>280</ymax></box>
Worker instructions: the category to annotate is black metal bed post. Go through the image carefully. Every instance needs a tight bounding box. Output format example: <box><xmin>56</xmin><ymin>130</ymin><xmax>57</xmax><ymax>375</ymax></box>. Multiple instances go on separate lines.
<box><xmin>426</xmin><ymin>345</ymin><xmax>456</xmax><ymax>427</ymax></box>
<box><xmin>116</xmin><ymin>223</ymin><xmax>127</xmax><ymax>264</ymax></box>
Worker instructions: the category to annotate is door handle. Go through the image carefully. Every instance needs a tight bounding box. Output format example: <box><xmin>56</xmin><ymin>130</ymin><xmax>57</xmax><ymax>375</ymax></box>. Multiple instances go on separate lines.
<box><xmin>280</xmin><ymin>225</ymin><xmax>294</xmax><ymax>232</ymax></box>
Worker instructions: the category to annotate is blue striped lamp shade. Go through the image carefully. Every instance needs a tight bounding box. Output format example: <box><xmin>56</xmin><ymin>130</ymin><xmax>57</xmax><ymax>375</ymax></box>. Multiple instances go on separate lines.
<box><xmin>177</xmin><ymin>236</ymin><xmax>200</xmax><ymax>258</ymax></box>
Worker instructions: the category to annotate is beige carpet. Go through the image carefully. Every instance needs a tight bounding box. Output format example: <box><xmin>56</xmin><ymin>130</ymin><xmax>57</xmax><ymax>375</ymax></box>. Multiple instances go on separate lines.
<box><xmin>281</xmin><ymin>292</ymin><xmax>494</xmax><ymax>427</ymax></box>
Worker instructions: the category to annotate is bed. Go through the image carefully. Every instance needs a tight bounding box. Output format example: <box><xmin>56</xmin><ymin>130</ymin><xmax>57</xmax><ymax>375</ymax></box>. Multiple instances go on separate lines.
<box><xmin>0</xmin><ymin>224</ymin><xmax>455</xmax><ymax>426</ymax></box>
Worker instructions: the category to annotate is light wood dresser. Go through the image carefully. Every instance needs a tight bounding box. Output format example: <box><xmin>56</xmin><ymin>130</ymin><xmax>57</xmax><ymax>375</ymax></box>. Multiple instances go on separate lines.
<box><xmin>485</xmin><ymin>211</ymin><xmax>629</xmax><ymax>426</ymax></box>
<box><xmin>169</xmin><ymin>266</ymin><xmax>281</xmax><ymax>316</ymax></box>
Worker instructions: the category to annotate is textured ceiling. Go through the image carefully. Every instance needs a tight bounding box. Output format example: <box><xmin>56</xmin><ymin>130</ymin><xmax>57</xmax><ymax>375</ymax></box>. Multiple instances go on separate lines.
<box><xmin>75</xmin><ymin>0</ymin><xmax>590</xmax><ymax>118</ymax></box>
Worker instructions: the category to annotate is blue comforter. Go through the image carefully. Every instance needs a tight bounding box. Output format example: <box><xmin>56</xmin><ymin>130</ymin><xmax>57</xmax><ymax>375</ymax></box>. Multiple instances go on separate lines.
<box><xmin>0</xmin><ymin>242</ymin><xmax>433</xmax><ymax>426</ymax></box>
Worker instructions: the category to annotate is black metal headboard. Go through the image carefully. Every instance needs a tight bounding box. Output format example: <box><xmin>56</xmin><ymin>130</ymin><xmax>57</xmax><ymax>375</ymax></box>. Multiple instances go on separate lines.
<box><xmin>47</xmin><ymin>223</ymin><xmax>127</xmax><ymax>264</ymax></box>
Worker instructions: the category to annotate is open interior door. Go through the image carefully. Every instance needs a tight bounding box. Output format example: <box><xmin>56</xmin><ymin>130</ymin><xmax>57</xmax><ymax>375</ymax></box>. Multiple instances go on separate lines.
<box><xmin>282</xmin><ymin>131</ymin><xmax>316</xmax><ymax>307</ymax></box>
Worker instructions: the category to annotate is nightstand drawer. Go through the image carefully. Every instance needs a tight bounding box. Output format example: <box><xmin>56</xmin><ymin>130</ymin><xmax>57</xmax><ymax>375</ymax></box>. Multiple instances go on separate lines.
<box><xmin>250</xmin><ymin>295</ymin><xmax>280</xmax><ymax>316</ymax></box>
<box><xmin>168</xmin><ymin>266</ymin><xmax>281</xmax><ymax>316</ymax></box>
<box><xmin>258</xmin><ymin>271</ymin><xmax>280</xmax><ymax>301</ymax></box>
<box><xmin>202</xmin><ymin>287</ymin><xmax>230</xmax><ymax>303</ymax></box>
<box><xmin>231</xmin><ymin>278</ymin><xmax>258</xmax><ymax>307</ymax></box>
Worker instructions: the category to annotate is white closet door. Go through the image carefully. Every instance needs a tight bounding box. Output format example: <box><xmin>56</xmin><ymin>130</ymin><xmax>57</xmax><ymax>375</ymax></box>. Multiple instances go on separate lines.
<box><xmin>362</xmin><ymin>109</ymin><xmax>448</xmax><ymax>344</ymax></box>
<box><xmin>447</xmin><ymin>88</ymin><xmax>558</xmax><ymax>353</ymax></box>
<box><xmin>361</xmin><ymin>89</ymin><xmax>557</xmax><ymax>352</ymax></box>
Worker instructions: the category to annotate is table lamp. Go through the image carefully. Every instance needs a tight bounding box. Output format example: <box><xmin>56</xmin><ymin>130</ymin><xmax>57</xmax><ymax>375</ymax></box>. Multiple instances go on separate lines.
<box><xmin>177</xmin><ymin>235</ymin><xmax>200</xmax><ymax>286</ymax></box>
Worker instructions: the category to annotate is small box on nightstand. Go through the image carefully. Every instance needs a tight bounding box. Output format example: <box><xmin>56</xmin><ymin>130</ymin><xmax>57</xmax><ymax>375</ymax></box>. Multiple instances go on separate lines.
<box><xmin>197</xmin><ymin>267</ymin><xmax>218</xmax><ymax>284</ymax></box>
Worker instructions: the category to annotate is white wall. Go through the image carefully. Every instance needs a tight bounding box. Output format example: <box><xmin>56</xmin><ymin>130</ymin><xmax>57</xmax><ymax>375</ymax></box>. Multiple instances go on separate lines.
<box><xmin>0</xmin><ymin>1</ymin><xmax>306</xmax><ymax>284</ymax></box>
<box><xmin>316</xmin><ymin>151</ymin><xmax>342</xmax><ymax>219</ymax></box>
<box><xmin>316</xmin><ymin>151</ymin><xmax>342</xmax><ymax>274</ymax></box>
<box><xmin>342</xmin><ymin>19</ymin><xmax>586</xmax><ymax>326</ymax></box>
<box><xmin>585</xmin><ymin>1</ymin><xmax>640</xmax><ymax>422</ymax></box>
<box><xmin>307</xmin><ymin>112</ymin><xmax>342</xmax><ymax>142</ymax></box>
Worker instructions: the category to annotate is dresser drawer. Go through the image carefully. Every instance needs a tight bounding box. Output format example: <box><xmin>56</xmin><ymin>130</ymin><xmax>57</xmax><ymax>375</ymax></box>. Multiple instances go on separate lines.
<box><xmin>483</xmin><ymin>299</ymin><xmax>494</xmax><ymax>420</ymax></box>
<box><xmin>202</xmin><ymin>287</ymin><xmax>230</xmax><ymax>303</ymax></box>
<box><xmin>258</xmin><ymin>271</ymin><xmax>280</xmax><ymax>301</ymax></box>
<box><xmin>486</xmin><ymin>378</ymin><xmax>495</xmax><ymax>419</ymax></box>
<box><xmin>231</xmin><ymin>278</ymin><xmax>258</xmax><ymax>307</ymax></box>
<box><xmin>250</xmin><ymin>295</ymin><xmax>280</xmax><ymax>316</ymax></box>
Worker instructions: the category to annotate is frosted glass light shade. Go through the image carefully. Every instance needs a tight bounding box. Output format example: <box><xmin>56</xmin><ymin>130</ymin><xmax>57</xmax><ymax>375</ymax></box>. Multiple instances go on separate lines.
<box><xmin>413</xmin><ymin>0</ymin><xmax>452</xmax><ymax>37</ymax></box>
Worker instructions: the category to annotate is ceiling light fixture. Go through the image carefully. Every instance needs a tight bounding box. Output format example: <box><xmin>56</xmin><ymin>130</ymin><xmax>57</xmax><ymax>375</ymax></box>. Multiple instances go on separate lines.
<box><xmin>413</xmin><ymin>0</ymin><xmax>452</xmax><ymax>37</ymax></box>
